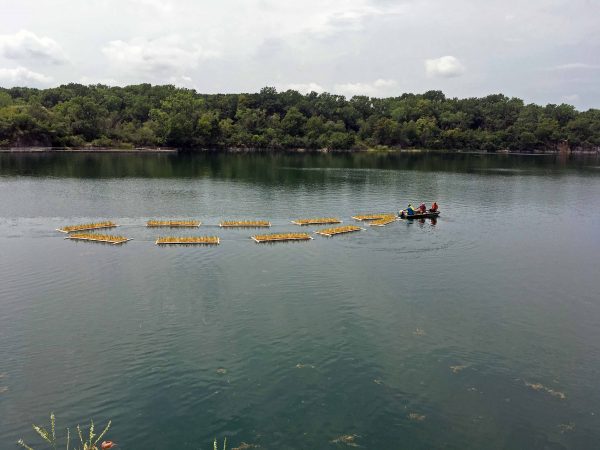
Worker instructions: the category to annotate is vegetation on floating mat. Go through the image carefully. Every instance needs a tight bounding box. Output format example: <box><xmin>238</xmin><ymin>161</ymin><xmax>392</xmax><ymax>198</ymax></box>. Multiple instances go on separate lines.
<box><xmin>219</xmin><ymin>220</ymin><xmax>271</xmax><ymax>227</ymax></box>
<box><xmin>147</xmin><ymin>220</ymin><xmax>200</xmax><ymax>227</ymax></box>
<box><xmin>252</xmin><ymin>233</ymin><xmax>312</xmax><ymax>243</ymax></box>
<box><xmin>352</xmin><ymin>214</ymin><xmax>394</xmax><ymax>221</ymax></box>
<box><xmin>316</xmin><ymin>225</ymin><xmax>362</xmax><ymax>236</ymax></box>
<box><xmin>156</xmin><ymin>236</ymin><xmax>220</xmax><ymax>245</ymax></box>
<box><xmin>369</xmin><ymin>215</ymin><xmax>397</xmax><ymax>226</ymax></box>
<box><xmin>67</xmin><ymin>233</ymin><xmax>130</xmax><ymax>244</ymax></box>
<box><xmin>292</xmin><ymin>217</ymin><xmax>341</xmax><ymax>225</ymax></box>
<box><xmin>57</xmin><ymin>221</ymin><xmax>116</xmax><ymax>233</ymax></box>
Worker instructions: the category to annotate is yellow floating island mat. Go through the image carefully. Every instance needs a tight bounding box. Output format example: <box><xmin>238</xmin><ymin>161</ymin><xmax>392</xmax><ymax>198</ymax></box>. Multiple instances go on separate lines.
<box><xmin>219</xmin><ymin>220</ymin><xmax>271</xmax><ymax>228</ymax></box>
<box><xmin>352</xmin><ymin>213</ymin><xmax>395</xmax><ymax>221</ymax></box>
<box><xmin>252</xmin><ymin>232</ymin><xmax>313</xmax><ymax>243</ymax></box>
<box><xmin>57</xmin><ymin>221</ymin><xmax>117</xmax><ymax>233</ymax></box>
<box><xmin>315</xmin><ymin>225</ymin><xmax>363</xmax><ymax>237</ymax></box>
<box><xmin>66</xmin><ymin>233</ymin><xmax>131</xmax><ymax>244</ymax></box>
<box><xmin>291</xmin><ymin>217</ymin><xmax>341</xmax><ymax>226</ymax></box>
<box><xmin>369</xmin><ymin>215</ymin><xmax>397</xmax><ymax>227</ymax></box>
<box><xmin>147</xmin><ymin>220</ymin><xmax>201</xmax><ymax>227</ymax></box>
<box><xmin>156</xmin><ymin>236</ymin><xmax>220</xmax><ymax>245</ymax></box>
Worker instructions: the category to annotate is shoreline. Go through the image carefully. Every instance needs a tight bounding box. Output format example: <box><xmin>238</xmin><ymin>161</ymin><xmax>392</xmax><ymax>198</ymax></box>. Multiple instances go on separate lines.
<box><xmin>0</xmin><ymin>146</ymin><xmax>179</xmax><ymax>153</ymax></box>
<box><xmin>0</xmin><ymin>146</ymin><xmax>598</xmax><ymax>155</ymax></box>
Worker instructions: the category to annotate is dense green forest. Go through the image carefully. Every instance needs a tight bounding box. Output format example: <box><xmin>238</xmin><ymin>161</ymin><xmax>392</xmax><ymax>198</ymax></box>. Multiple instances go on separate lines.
<box><xmin>0</xmin><ymin>84</ymin><xmax>599</xmax><ymax>151</ymax></box>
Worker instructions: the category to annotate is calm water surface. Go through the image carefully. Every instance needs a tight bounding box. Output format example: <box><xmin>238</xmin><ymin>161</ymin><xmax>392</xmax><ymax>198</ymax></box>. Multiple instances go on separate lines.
<box><xmin>0</xmin><ymin>152</ymin><xmax>599</xmax><ymax>449</ymax></box>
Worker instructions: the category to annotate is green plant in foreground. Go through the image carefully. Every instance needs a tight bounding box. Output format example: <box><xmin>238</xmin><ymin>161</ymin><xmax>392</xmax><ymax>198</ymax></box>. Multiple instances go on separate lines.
<box><xmin>18</xmin><ymin>412</ymin><xmax>112</xmax><ymax>450</ymax></box>
<box><xmin>214</xmin><ymin>437</ymin><xmax>227</xmax><ymax>450</ymax></box>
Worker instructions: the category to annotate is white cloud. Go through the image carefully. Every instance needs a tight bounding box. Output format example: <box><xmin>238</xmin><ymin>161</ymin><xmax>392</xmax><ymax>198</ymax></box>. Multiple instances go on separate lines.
<box><xmin>425</xmin><ymin>56</ymin><xmax>465</xmax><ymax>78</ymax></box>
<box><xmin>280</xmin><ymin>82</ymin><xmax>325</xmax><ymax>94</ymax></box>
<box><xmin>0</xmin><ymin>30</ymin><xmax>68</xmax><ymax>64</ymax></box>
<box><xmin>373</xmin><ymin>79</ymin><xmax>397</xmax><ymax>89</ymax></box>
<box><xmin>102</xmin><ymin>36</ymin><xmax>219</xmax><ymax>76</ymax></box>
<box><xmin>0</xmin><ymin>66</ymin><xmax>52</xmax><ymax>85</ymax></box>
<box><xmin>333</xmin><ymin>79</ymin><xmax>397</xmax><ymax>97</ymax></box>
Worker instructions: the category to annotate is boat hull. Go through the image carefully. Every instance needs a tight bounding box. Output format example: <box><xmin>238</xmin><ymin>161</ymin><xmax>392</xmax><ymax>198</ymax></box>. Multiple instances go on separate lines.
<box><xmin>399</xmin><ymin>211</ymin><xmax>440</xmax><ymax>219</ymax></box>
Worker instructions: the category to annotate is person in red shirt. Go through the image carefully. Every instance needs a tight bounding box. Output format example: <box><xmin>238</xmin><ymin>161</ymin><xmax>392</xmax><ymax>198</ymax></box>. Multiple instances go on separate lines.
<box><xmin>418</xmin><ymin>203</ymin><xmax>427</xmax><ymax>214</ymax></box>
<box><xmin>429</xmin><ymin>202</ymin><xmax>438</xmax><ymax>212</ymax></box>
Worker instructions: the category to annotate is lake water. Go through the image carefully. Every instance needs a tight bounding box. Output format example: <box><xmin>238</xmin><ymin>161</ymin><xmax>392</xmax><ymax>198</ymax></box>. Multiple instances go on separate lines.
<box><xmin>1</xmin><ymin>152</ymin><xmax>599</xmax><ymax>450</ymax></box>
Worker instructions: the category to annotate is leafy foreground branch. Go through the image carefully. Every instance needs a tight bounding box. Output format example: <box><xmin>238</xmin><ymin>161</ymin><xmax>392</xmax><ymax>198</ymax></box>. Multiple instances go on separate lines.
<box><xmin>17</xmin><ymin>413</ymin><xmax>114</xmax><ymax>450</ymax></box>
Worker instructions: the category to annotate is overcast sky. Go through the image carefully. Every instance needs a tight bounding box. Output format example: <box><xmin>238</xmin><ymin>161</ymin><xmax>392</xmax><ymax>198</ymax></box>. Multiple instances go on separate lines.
<box><xmin>0</xmin><ymin>0</ymin><xmax>599</xmax><ymax>109</ymax></box>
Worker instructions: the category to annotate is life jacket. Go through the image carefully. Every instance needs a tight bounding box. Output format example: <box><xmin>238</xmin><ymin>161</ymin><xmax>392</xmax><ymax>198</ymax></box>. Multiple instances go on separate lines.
<box><xmin>407</xmin><ymin>205</ymin><xmax>415</xmax><ymax>215</ymax></box>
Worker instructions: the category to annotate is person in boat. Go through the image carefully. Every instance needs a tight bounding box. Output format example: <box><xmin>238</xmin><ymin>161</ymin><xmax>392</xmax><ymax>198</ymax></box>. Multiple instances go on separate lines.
<box><xmin>418</xmin><ymin>203</ymin><xmax>427</xmax><ymax>214</ymax></box>
<box><xmin>399</xmin><ymin>204</ymin><xmax>416</xmax><ymax>218</ymax></box>
<box><xmin>429</xmin><ymin>202</ymin><xmax>438</xmax><ymax>213</ymax></box>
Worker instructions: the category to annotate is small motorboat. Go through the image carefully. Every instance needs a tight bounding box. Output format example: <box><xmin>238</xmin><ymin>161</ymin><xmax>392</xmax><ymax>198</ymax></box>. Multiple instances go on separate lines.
<box><xmin>398</xmin><ymin>210</ymin><xmax>440</xmax><ymax>219</ymax></box>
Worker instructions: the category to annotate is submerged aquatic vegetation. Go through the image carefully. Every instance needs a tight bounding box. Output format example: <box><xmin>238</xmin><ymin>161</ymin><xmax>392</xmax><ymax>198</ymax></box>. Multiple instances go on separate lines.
<box><xmin>18</xmin><ymin>413</ymin><xmax>112</xmax><ymax>450</ymax></box>
<box><xmin>450</xmin><ymin>365</ymin><xmax>467</xmax><ymax>374</ymax></box>
<box><xmin>292</xmin><ymin>217</ymin><xmax>341</xmax><ymax>225</ymax></box>
<box><xmin>558</xmin><ymin>423</ymin><xmax>575</xmax><ymax>433</ymax></box>
<box><xmin>232</xmin><ymin>443</ymin><xmax>259</xmax><ymax>450</ymax></box>
<box><xmin>57</xmin><ymin>221</ymin><xmax>116</xmax><ymax>233</ymax></box>
<box><xmin>251</xmin><ymin>233</ymin><xmax>312</xmax><ymax>243</ymax></box>
<box><xmin>220</xmin><ymin>220</ymin><xmax>271</xmax><ymax>227</ymax></box>
<box><xmin>407</xmin><ymin>413</ymin><xmax>426</xmax><ymax>421</ymax></box>
<box><xmin>330</xmin><ymin>434</ymin><xmax>359</xmax><ymax>447</ymax></box>
<box><xmin>156</xmin><ymin>236</ymin><xmax>220</xmax><ymax>245</ymax></box>
<box><xmin>295</xmin><ymin>363</ymin><xmax>316</xmax><ymax>369</ymax></box>
<box><xmin>67</xmin><ymin>233</ymin><xmax>130</xmax><ymax>244</ymax></box>
<box><xmin>147</xmin><ymin>220</ymin><xmax>201</xmax><ymax>227</ymax></box>
<box><xmin>315</xmin><ymin>225</ymin><xmax>362</xmax><ymax>237</ymax></box>
<box><xmin>524</xmin><ymin>381</ymin><xmax>566</xmax><ymax>399</ymax></box>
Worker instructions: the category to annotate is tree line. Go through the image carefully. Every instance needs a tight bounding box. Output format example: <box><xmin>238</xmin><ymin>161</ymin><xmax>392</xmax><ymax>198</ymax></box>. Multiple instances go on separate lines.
<box><xmin>0</xmin><ymin>84</ymin><xmax>598</xmax><ymax>151</ymax></box>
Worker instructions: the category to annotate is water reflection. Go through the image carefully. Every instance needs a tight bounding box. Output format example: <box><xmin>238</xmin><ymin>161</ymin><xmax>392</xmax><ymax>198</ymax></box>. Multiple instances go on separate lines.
<box><xmin>1</xmin><ymin>151</ymin><xmax>598</xmax><ymax>181</ymax></box>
